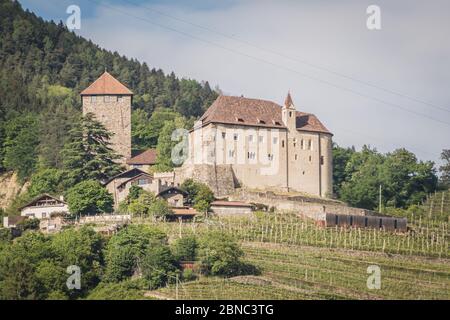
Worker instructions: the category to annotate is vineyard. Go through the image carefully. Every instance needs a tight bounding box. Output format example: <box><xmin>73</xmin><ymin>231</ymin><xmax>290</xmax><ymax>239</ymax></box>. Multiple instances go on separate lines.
<box><xmin>152</xmin><ymin>242</ymin><xmax>449</xmax><ymax>300</ymax></box>
<box><xmin>134</xmin><ymin>209</ymin><xmax>450</xmax><ymax>300</ymax></box>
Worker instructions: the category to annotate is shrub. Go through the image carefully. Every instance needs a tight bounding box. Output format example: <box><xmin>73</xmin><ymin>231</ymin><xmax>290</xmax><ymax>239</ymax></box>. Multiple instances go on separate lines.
<box><xmin>172</xmin><ymin>235</ymin><xmax>198</xmax><ymax>261</ymax></box>
<box><xmin>182</xmin><ymin>268</ymin><xmax>197</xmax><ymax>282</ymax></box>
<box><xmin>197</xmin><ymin>231</ymin><xmax>244</xmax><ymax>277</ymax></box>
<box><xmin>141</xmin><ymin>243</ymin><xmax>180</xmax><ymax>289</ymax></box>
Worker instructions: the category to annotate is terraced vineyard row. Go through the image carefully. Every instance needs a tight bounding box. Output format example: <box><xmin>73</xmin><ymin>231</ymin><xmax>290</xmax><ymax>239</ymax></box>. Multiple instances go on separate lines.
<box><xmin>136</xmin><ymin>212</ymin><xmax>449</xmax><ymax>258</ymax></box>
<box><xmin>150</xmin><ymin>242</ymin><xmax>450</xmax><ymax>300</ymax></box>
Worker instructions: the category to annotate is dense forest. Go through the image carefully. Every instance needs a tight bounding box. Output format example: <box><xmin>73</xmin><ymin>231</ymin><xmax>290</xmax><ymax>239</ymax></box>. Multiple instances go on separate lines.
<box><xmin>0</xmin><ymin>0</ymin><xmax>217</xmax><ymax>180</ymax></box>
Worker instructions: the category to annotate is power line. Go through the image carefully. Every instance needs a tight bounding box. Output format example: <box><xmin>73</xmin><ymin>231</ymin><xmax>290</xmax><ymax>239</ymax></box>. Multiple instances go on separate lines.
<box><xmin>120</xmin><ymin>0</ymin><xmax>450</xmax><ymax>115</ymax></box>
<box><xmin>86</xmin><ymin>0</ymin><xmax>450</xmax><ymax>128</ymax></box>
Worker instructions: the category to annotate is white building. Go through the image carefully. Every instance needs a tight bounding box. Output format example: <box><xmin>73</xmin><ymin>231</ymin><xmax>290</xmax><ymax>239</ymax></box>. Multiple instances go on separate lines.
<box><xmin>20</xmin><ymin>194</ymin><xmax>69</xmax><ymax>219</ymax></box>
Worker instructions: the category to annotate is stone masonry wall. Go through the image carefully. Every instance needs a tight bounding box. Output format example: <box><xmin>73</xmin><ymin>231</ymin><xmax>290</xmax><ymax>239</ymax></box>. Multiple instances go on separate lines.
<box><xmin>175</xmin><ymin>164</ymin><xmax>235</xmax><ymax>197</ymax></box>
<box><xmin>229</xmin><ymin>189</ymin><xmax>379</xmax><ymax>221</ymax></box>
<box><xmin>82</xmin><ymin>95</ymin><xmax>131</xmax><ymax>163</ymax></box>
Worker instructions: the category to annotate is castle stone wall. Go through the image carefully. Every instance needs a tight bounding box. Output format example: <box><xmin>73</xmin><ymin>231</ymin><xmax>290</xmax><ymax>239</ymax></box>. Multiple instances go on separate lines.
<box><xmin>82</xmin><ymin>95</ymin><xmax>131</xmax><ymax>163</ymax></box>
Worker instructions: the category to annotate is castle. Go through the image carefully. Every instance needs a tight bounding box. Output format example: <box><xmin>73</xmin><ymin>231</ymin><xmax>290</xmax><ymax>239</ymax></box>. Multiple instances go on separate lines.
<box><xmin>81</xmin><ymin>72</ymin><xmax>333</xmax><ymax>198</ymax></box>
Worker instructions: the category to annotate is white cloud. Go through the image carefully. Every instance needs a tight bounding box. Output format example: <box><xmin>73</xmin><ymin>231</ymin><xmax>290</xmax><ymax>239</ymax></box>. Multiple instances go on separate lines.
<box><xmin>76</xmin><ymin>0</ymin><xmax>450</xmax><ymax>164</ymax></box>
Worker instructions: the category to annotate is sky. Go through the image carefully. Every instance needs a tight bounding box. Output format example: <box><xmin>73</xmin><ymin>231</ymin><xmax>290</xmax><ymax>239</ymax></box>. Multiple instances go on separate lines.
<box><xmin>20</xmin><ymin>0</ymin><xmax>450</xmax><ymax>166</ymax></box>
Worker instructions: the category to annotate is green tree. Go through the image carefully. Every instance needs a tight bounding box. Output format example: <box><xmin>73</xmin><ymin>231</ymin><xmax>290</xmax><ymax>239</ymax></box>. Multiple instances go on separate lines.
<box><xmin>65</xmin><ymin>180</ymin><xmax>114</xmax><ymax>215</ymax></box>
<box><xmin>172</xmin><ymin>235</ymin><xmax>198</xmax><ymax>261</ymax></box>
<box><xmin>51</xmin><ymin>226</ymin><xmax>105</xmax><ymax>297</ymax></box>
<box><xmin>197</xmin><ymin>231</ymin><xmax>243</xmax><ymax>277</ymax></box>
<box><xmin>103</xmin><ymin>225</ymin><xmax>167</xmax><ymax>283</ymax></box>
<box><xmin>141</xmin><ymin>243</ymin><xmax>179</xmax><ymax>289</ymax></box>
<box><xmin>439</xmin><ymin>149</ymin><xmax>450</xmax><ymax>187</ymax></box>
<box><xmin>148</xmin><ymin>198</ymin><xmax>173</xmax><ymax>219</ymax></box>
<box><xmin>27</xmin><ymin>168</ymin><xmax>65</xmax><ymax>197</ymax></box>
<box><xmin>332</xmin><ymin>144</ymin><xmax>355</xmax><ymax>197</ymax></box>
<box><xmin>2</xmin><ymin>113</ymin><xmax>39</xmax><ymax>181</ymax></box>
<box><xmin>61</xmin><ymin>113</ymin><xmax>122</xmax><ymax>186</ymax></box>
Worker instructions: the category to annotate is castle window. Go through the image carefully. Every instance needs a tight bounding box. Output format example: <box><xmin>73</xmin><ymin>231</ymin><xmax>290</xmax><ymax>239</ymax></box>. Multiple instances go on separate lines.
<box><xmin>233</xmin><ymin>133</ymin><xmax>238</xmax><ymax>141</ymax></box>
<box><xmin>293</xmin><ymin>138</ymin><xmax>297</xmax><ymax>147</ymax></box>
<box><xmin>320</xmin><ymin>156</ymin><xmax>324</xmax><ymax>165</ymax></box>
<box><xmin>247</xmin><ymin>152</ymin><xmax>256</xmax><ymax>160</ymax></box>
<box><xmin>301</xmin><ymin>139</ymin><xmax>304</xmax><ymax>149</ymax></box>
<box><xmin>309</xmin><ymin>155</ymin><xmax>312</xmax><ymax>162</ymax></box>
<box><xmin>282</xmin><ymin>140</ymin><xmax>285</xmax><ymax>148</ymax></box>
<box><xmin>308</xmin><ymin>140</ymin><xmax>312</xmax><ymax>150</ymax></box>
<box><xmin>258</xmin><ymin>136</ymin><xmax>264</xmax><ymax>143</ymax></box>
<box><xmin>222</xmin><ymin>132</ymin><xmax>226</xmax><ymax>139</ymax></box>
<box><xmin>248</xmin><ymin>135</ymin><xmax>253</xmax><ymax>142</ymax></box>
<box><xmin>273</xmin><ymin>137</ymin><xmax>278</xmax><ymax>144</ymax></box>
<box><xmin>268</xmin><ymin>154</ymin><xmax>274</xmax><ymax>161</ymax></box>
<box><xmin>228</xmin><ymin>150</ymin><xmax>235</xmax><ymax>157</ymax></box>
<box><xmin>289</xmin><ymin>111</ymin><xmax>292</xmax><ymax>117</ymax></box>
<box><xmin>295</xmin><ymin>154</ymin><xmax>298</xmax><ymax>160</ymax></box>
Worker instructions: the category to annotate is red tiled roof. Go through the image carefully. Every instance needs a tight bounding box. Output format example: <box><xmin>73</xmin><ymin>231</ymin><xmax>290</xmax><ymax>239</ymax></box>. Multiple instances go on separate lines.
<box><xmin>198</xmin><ymin>95</ymin><xmax>331</xmax><ymax>134</ymax></box>
<box><xmin>126</xmin><ymin>149</ymin><xmax>157</xmax><ymax>165</ymax></box>
<box><xmin>80</xmin><ymin>71</ymin><xmax>133</xmax><ymax>95</ymax></box>
<box><xmin>172</xmin><ymin>208</ymin><xmax>198</xmax><ymax>215</ymax></box>
<box><xmin>211</xmin><ymin>201</ymin><xmax>253</xmax><ymax>207</ymax></box>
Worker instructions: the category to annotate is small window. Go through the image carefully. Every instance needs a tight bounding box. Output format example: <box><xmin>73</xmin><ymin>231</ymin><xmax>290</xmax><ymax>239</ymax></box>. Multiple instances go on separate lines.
<box><xmin>293</xmin><ymin>138</ymin><xmax>297</xmax><ymax>147</ymax></box>
<box><xmin>248</xmin><ymin>135</ymin><xmax>253</xmax><ymax>142</ymax></box>
<box><xmin>118</xmin><ymin>96</ymin><xmax>123</xmax><ymax>102</ymax></box>
<box><xmin>301</xmin><ymin>139</ymin><xmax>304</xmax><ymax>149</ymax></box>
<box><xmin>289</xmin><ymin>111</ymin><xmax>292</xmax><ymax>117</ymax></box>
<box><xmin>309</xmin><ymin>155</ymin><xmax>312</xmax><ymax>162</ymax></box>
<box><xmin>308</xmin><ymin>140</ymin><xmax>312</xmax><ymax>150</ymax></box>
<box><xmin>104</xmin><ymin>96</ymin><xmax>110</xmax><ymax>102</ymax></box>
<box><xmin>228</xmin><ymin>150</ymin><xmax>235</xmax><ymax>157</ymax></box>
<box><xmin>90</xmin><ymin>96</ymin><xmax>96</xmax><ymax>103</ymax></box>
<box><xmin>364</xmin><ymin>217</ymin><xmax>368</xmax><ymax>227</ymax></box>
<box><xmin>273</xmin><ymin>120</ymin><xmax>282</xmax><ymax>126</ymax></box>
<box><xmin>335</xmin><ymin>215</ymin><xmax>339</xmax><ymax>225</ymax></box>
<box><xmin>268</xmin><ymin>154</ymin><xmax>273</xmax><ymax>161</ymax></box>
<box><xmin>233</xmin><ymin>133</ymin><xmax>238</xmax><ymax>141</ymax></box>
<box><xmin>258</xmin><ymin>119</ymin><xmax>266</xmax><ymax>124</ymax></box>
<box><xmin>273</xmin><ymin>137</ymin><xmax>278</xmax><ymax>144</ymax></box>
<box><xmin>236</xmin><ymin>117</ymin><xmax>244</xmax><ymax>123</ymax></box>
<box><xmin>282</xmin><ymin>140</ymin><xmax>285</xmax><ymax>148</ymax></box>
<box><xmin>295</xmin><ymin>154</ymin><xmax>298</xmax><ymax>160</ymax></box>
<box><xmin>222</xmin><ymin>132</ymin><xmax>226</xmax><ymax>139</ymax></box>
<box><xmin>258</xmin><ymin>136</ymin><xmax>264</xmax><ymax>143</ymax></box>
<box><xmin>138</xmin><ymin>179</ymin><xmax>148</xmax><ymax>185</ymax></box>
<box><xmin>320</xmin><ymin>156</ymin><xmax>324</xmax><ymax>165</ymax></box>
<box><xmin>394</xmin><ymin>219</ymin><xmax>398</xmax><ymax>229</ymax></box>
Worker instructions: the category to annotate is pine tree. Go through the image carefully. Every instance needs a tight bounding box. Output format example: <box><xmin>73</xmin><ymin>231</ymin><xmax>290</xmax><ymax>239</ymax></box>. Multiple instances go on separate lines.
<box><xmin>61</xmin><ymin>113</ymin><xmax>123</xmax><ymax>186</ymax></box>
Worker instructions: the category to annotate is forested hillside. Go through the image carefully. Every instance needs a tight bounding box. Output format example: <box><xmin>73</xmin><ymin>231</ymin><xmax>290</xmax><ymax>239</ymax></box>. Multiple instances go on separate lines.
<box><xmin>0</xmin><ymin>0</ymin><xmax>217</xmax><ymax>180</ymax></box>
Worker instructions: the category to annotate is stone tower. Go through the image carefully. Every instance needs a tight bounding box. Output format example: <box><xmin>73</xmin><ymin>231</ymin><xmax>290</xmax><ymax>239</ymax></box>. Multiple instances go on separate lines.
<box><xmin>81</xmin><ymin>71</ymin><xmax>132</xmax><ymax>164</ymax></box>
